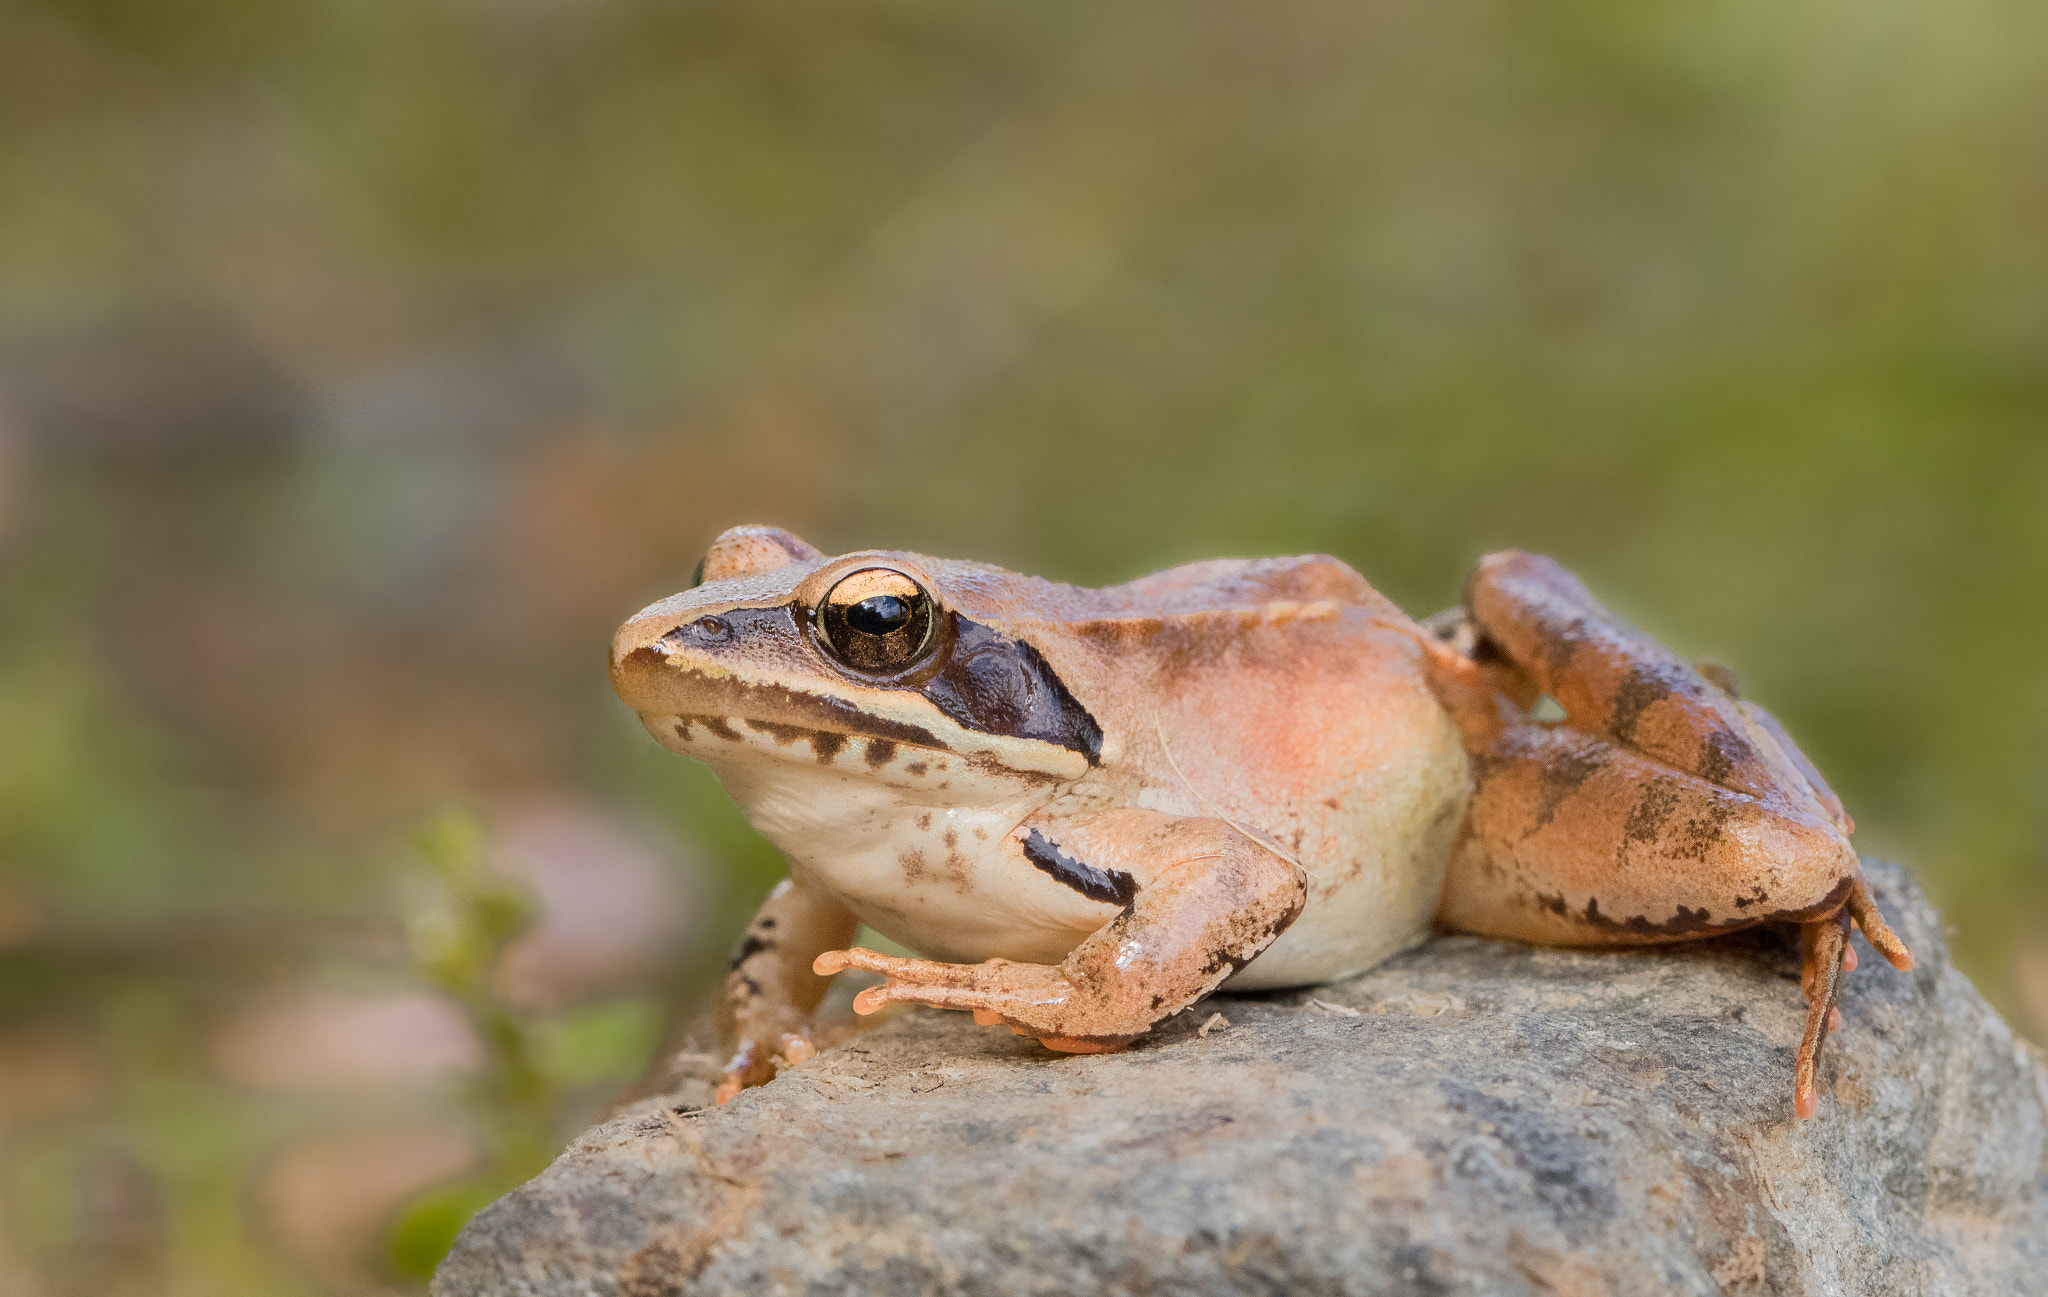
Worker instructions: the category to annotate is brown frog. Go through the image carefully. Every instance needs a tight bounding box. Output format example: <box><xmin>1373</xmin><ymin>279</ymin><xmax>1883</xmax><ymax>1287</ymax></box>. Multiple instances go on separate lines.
<box><xmin>610</xmin><ymin>526</ymin><xmax>1912</xmax><ymax>1118</ymax></box>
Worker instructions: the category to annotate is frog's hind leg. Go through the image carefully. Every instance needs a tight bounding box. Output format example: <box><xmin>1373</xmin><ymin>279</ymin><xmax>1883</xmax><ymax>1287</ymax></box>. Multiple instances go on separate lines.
<box><xmin>1422</xmin><ymin>550</ymin><xmax>1913</xmax><ymax>1118</ymax></box>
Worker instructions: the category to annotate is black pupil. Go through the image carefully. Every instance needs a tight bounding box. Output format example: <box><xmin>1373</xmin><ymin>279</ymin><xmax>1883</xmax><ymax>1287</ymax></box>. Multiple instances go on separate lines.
<box><xmin>847</xmin><ymin>594</ymin><xmax>911</xmax><ymax>636</ymax></box>
<box><xmin>818</xmin><ymin>570</ymin><xmax>936</xmax><ymax>674</ymax></box>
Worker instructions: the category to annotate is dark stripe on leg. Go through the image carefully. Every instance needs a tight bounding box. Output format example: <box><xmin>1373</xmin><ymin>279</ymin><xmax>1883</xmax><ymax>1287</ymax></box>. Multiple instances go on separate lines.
<box><xmin>1021</xmin><ymin>829</ymin><xmax>1137</xmax><ymax>908</ymax></box>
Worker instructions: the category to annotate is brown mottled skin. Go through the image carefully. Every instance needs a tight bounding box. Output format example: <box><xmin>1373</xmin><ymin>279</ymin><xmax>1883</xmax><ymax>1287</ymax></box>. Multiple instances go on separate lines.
<box><xmin>611</xmin><ymin>527</ymin><xmax>1910</xmax><ymax>1120</ymax></box>
<box><xmin>1424</xmin><ymin>553</ymin><xmax>1911</xmax><ymax>1118</ymax></box>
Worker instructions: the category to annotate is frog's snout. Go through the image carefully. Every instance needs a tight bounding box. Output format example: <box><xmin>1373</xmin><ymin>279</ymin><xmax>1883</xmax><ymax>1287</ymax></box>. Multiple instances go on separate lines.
<box><xmin>661</xmin><ymin>615</ymin><xmax>733</xmax><ymax>649</ymax></box>
<box><xmin>609</xmin><ymin>609</ymin><xmax>694</xmax><ymax>709</ymax></box>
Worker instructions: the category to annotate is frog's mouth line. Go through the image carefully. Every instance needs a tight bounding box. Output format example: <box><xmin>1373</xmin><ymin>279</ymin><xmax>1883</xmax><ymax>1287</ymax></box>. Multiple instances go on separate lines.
<box><xmin>616</xmin><ymin>648</ymin><xmax>952</xmax><ymax>753</ymax></box>
<box><xmin>664</xmin><ymin>709</ymin><xmax>952</xmax><ymax>770</ymax></box>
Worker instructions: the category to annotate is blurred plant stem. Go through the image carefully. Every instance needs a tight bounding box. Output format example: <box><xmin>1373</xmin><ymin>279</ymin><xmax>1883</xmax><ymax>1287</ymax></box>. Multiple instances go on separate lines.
<box><xmin>385</xmin><ymin>809</ymin><xmax>550</xmax><ymax>1282</ymax></box>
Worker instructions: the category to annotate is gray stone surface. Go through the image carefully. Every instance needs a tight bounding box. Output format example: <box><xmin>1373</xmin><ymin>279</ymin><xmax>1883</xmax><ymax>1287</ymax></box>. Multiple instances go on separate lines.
<box><xmin>433</xmin><ymin>862</ymin><xmax>2048</xmax><ymax>1296</ymax></box>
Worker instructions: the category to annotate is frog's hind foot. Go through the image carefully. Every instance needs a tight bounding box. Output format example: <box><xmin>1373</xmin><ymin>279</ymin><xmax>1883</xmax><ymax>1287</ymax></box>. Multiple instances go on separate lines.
<box><xmin>1793</xmin><ymin>909</ymin><xmax>1850</xmax><ymax>1121</ymax></box>
<box><xmin>714</xmin><ymin>1031</ymin><xmax>824</xmax><ymax>1105</ymax></box>
<box><xmin>1845</xmin><ymin>873</ymin><xmax>1914</xmax><ymax>973</ymax></box>
<box><xmin>1790</xmin><ymin>874</ymin><xmax>1915</xmax><ymax>1120</ymax></box>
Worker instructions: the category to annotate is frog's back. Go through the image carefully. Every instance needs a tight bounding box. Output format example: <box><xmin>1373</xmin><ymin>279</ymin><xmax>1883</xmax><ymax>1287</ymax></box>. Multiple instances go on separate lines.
<box><xmin>929</xmin><ymin>552</ymin><xmax>1400</xmax><ymax>629</ymax></box>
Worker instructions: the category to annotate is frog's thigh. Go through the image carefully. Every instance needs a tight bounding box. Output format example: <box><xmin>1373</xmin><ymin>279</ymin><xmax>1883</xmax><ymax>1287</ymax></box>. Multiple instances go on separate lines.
<box><xmin>1438</xmin><ymin>725</ymin><xmax>1854</xmax><ymax>946</ymax></box>
<box><xmin>1464</xmin><ymin>551</ymin><xmax>1782</xmax><ymax>801</ymax></box>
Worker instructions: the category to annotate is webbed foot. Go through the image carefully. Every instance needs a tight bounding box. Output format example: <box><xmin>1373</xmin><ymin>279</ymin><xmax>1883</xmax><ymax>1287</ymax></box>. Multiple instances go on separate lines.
<box><xmin>1793</xmin><ymin>875</ymin><xmax>1914</xmax><ymax>1120</ymax></box>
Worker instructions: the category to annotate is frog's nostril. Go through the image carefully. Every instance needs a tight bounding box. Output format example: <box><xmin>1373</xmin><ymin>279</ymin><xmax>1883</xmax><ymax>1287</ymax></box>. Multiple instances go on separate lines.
<box><xmin>658</xmin><ymin>616</ymin><xmax>730</xmax><ymax>650</ymax></box>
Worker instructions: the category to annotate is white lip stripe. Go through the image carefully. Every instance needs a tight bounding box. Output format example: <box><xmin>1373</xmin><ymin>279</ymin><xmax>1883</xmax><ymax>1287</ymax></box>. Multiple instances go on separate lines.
<box><xmin>654</xmin><ymin>648</ymin><xmax>1090</xmax><ymax>781</ymax></box>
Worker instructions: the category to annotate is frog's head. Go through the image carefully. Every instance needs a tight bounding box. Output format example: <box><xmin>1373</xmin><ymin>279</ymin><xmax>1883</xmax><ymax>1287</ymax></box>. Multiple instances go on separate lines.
<box><xmin>610</xmin><ymin>526</ymin><xmax>1103</xmax><ymax>798</ymax></box>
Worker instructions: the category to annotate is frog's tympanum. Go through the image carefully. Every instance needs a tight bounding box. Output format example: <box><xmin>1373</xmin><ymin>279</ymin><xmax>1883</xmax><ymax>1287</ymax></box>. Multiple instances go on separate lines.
<box><xmin>610</xmin><ymin>526</ymin><xmax>1912</xmax><ymax>1119</ymax></box>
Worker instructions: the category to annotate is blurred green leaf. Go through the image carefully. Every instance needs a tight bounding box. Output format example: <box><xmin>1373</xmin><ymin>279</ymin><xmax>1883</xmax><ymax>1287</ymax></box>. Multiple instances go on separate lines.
<box><xmin>531</xmin><ymin>999</ymin><xmax>663</xmax><ymax>1091</ymax></box>
<box><xmin>384</xmin><ymin>1176</ymin><xmax>512</xmax><ymax>1284</ymax></box>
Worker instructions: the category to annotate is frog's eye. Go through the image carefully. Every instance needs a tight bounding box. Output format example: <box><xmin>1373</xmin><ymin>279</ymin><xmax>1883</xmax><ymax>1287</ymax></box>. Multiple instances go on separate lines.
<box><xmin>817</xmin><ymin>567</ymin><xmax>939</xmax><ymax>674</ymax></box>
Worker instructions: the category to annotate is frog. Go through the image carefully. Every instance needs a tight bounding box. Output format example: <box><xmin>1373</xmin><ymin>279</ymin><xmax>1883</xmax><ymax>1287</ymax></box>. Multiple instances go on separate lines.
<box><xmin>609</xmin><ymin>525</ymin><xmax>1913</xmax><ymax>1120</ymax></box>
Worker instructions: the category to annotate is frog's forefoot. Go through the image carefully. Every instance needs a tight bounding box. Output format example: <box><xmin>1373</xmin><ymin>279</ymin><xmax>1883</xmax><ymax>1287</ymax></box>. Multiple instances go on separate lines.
<box><xmin>815</xmin><ymin>947</ymin><xmax>1066</xmax><ymax>1020</ymax></box>
<box><xmin>714</xmin><ymin>1030</ymin><xmax>823</xmax><ymax>1105</ymax></box>
<box><xmin>814</xmin><ymin>947</ymin><xmax>1142</xmax><ymax>1052</ymax></box>
<box><xmin>1791</xmin><ymin>874</ymin><xmax>1915</xmax><ymax>1121</ymax></box>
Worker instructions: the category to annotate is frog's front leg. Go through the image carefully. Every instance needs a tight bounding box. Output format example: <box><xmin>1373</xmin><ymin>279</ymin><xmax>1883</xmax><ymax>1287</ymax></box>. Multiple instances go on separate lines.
<box><xmin>1424</xmin><ymin>551</ymin><xmax>1913</xmax><ymax>1120</ymax></box>
<box><xmin>815</xmin><ymin>811</ymin><xmax>1307</xmax><ymax>1052</ymax></box>
<box><xmin>714</xmin><ymin>877</ymin><xmax>860</xmax><ymax>1104</ymax></box>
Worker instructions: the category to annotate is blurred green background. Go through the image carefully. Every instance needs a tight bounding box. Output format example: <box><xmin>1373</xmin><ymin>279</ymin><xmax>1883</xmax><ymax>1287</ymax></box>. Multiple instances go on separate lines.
<box><xmin>2</xmin><ymin>0</ymin><xmax>2044</xmax><ymax>1291</ymax></box>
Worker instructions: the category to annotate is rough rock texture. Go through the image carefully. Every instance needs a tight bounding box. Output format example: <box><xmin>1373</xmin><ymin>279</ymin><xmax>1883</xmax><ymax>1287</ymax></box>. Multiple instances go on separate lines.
<box><xmin>434</xmin><ymin>862</ymin><xmax>2047</xmax><ymax>1295</ymax></box>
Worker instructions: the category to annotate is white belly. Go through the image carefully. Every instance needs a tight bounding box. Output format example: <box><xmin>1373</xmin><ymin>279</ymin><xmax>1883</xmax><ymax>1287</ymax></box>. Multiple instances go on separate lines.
<box><xmin>1224</xmin><ymin>720</ymin><xmax>1472</xmax><ymax>991</ymax></box>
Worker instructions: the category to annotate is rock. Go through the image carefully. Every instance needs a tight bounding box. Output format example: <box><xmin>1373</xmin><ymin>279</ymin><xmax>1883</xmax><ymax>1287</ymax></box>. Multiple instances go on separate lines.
<box><xmin>433</xmin><ymin>862</ymin><xmax>2048</xmax><ymax>1296</ymax></box>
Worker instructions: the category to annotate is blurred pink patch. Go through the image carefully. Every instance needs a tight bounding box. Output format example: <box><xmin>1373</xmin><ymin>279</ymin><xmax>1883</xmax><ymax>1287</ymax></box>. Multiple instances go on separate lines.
<box><xmin>0</xmin><ymin>1025</ymin><xmax>104</xmax><ymax>1122</ymax></box>
<box><xmin>259</xmin><ymin>1126</ymin><xmax>476</xmax><ymax>1266</ymax></box>
<box><xmin>210</xmin><ymin>993</ymin><xmax>480</xmax><ymax>1090</ymax></box>
<box><xmin>488</xmin><ymin>799</ymin><xmax>697</xmax><ymax>1012</ymax></box>
<box><xmin>0</xmin><ymin>877</ymin><xmax>43</xmax><ymax>949</ymax></box>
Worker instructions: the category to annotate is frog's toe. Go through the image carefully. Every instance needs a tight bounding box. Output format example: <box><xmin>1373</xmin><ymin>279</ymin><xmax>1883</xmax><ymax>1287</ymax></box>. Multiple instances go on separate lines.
<box><xmin>814</xmin><ymin>947</ymin><xmax>991</xmax><ymax>986</ymax></box>
<box><xmin>849</xmin><ymin>977</ymin><xmax>1036</xmax><ymax>1017</ymax></box>
<box><xmin>857</xmin><ymin>985</ymin><xmax>1142</xmax><ymax>1056</ymax></box>
<box><xmin>819</xmin><ymin>946</ymin><xmax>1165</xmax><ymax>1050</ymax></box>
<box><xmin>1787</xmin><ymin>872</ymin><xmax>1915</xmax><ymax>1119</ymax></box>
<box><xmin>1845</xmin><ymin>874</ymin><xmax>1915</xmax><ymax>971</ymax></box>
<box><xmin>713</xmin><ymin>1043</ymin><xmax>774</xmax><ymax>1103</ymax></box>
<box><xmin>817</xmin><ymin>949</ymin><xmax>1070</xmax><ymax>1021</ymax></box>
<box><xmin>778</xmin><ymin>1032</ymin><xmax>818</xmax><ymax>1067</ymax></box>
<box><xmin>713</xmin><ymin>1030</ymin><xmax>825</xmax><ymax>1104</ymax></box>
<box><xmin>1793</xmin><ymin>910</ymin><xmax>1851</xmax><ymax>1121</ymax></box>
